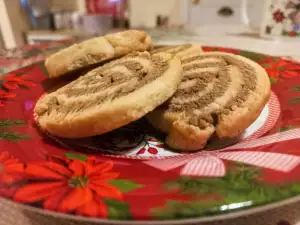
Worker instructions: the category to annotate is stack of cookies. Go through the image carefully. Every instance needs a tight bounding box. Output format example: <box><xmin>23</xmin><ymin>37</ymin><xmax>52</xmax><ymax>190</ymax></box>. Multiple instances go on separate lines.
<box><xmin>34</xmin><ymin>30</ymin><xmax>271</xmax><ymax>152</ymax></box>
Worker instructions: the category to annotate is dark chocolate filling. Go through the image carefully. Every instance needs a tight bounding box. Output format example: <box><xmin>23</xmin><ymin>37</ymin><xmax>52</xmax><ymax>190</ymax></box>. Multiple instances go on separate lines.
<box><xmin>167</xmin><ymin>54</ymin><xmax>257</xmax><ymax>129</ymax></box>
<box><xmin>223</xmin><ymin>60</ymin><xmax>257</xmax><ymax>114</ymax></box>
<box><xmin>170</xmin><ymin>66</ymin><xmax>230</xmax><ymax>112</ymax></box>
<box><xmin>174</xmin><ymin>71</ymin><xmax>218</xmax><ymax>97</ymax></box>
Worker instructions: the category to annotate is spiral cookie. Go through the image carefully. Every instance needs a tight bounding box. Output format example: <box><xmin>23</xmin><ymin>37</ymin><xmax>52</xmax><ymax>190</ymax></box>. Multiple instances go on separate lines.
<box><xmin>35</xmin><ymin>51</ymin><xmax>182</xmax><ymax>138</ymax></box>
<box><xmin>147</xmin><ymin>51</ymin><xmax>271</xmax><ymax>151</ymax></box>
<box><xmin>45</xmin><ymin>30</ymin><xmax>152</xmax><ymax>78</ymax></box>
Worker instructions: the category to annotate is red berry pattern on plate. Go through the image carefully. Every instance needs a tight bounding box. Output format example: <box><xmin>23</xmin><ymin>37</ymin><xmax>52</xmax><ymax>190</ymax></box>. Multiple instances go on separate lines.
<box><xmin>136</xmin><ymin>137</ymin><xmax>164</xmax><ymax>155</ymax></box>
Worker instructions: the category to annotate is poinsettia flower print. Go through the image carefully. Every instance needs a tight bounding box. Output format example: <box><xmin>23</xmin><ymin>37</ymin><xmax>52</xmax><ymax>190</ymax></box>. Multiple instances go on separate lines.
<box><xmin>262</xmin><ymin>57</ymin><xmax>300</xmax><ymax>79</ymax></box>
<box><xmin>0</xmin><ymin>73</ymin><xmax>36</xmax><ymax>107</ymax></box>
<box><xmin>0</xmin><ymin>151</ymin><xmax>24</xmax><ymax>184</ymax></box>
<box><xmin>14</xmin><ymin>156</ymin><xmax>121</xmax><ymax>217</ymax></box>
<box><xmin>0</xmin><ymin>74</ymin><xmax>36</xmax><ymax>91</ymax></box>
<box><xmin>0</xmin><ymin>90</ymin><xmax>16</xmax><ymax>107</ymax></box>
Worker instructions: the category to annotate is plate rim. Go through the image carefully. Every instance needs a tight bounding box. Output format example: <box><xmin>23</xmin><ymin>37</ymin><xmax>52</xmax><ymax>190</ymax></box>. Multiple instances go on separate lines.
<box><xmin>2</xmin><ymin>194</ymin><xmax>300</xmax><ymax>224</ymax></box>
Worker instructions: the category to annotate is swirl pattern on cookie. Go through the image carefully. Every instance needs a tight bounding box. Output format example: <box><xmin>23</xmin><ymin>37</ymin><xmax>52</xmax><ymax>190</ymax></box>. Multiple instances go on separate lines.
<box><xmin>45</xmin><ymin>30</ymin><xmax>153</xmax><ymax>78</ymax></box>
<box><xmin>35</xmin><ymin>51</ymin><xmax>182</xmax><ymax>138</ymax></box>
<box><xmin>147</xmin><ymin>51</ymin><xmax>270</xmax><ymax>151</ymax></box>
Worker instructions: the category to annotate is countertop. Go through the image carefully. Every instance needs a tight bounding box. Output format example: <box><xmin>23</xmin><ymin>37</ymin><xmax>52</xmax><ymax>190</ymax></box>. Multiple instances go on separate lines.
<box><xmin>151</xmin><ymin>25</ymin><xmax>300</xmax><ymax>58</ymax></box>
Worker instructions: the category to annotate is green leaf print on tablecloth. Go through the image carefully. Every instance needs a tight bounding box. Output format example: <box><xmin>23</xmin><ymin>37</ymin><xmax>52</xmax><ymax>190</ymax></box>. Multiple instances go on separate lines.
<box><xmin>36</xmin><ymin>61</ymin><xmax>49</xmax><ymax>77</ymax></box>
<box><xmin>109</xmin><ymin>179</ymin><xmax>144</xmax><ymax>193</ymax></box>
<box><xmin>104</xmin><ymin>199</ymin><xmax>132</xmax><ymax>219</ymax></box>
<box><xmin>289</xmin><ymin>97</ymin><xmax>300</xmax><ymax>105</ymax></box>
<box><xmin>0</xmin><ymin>119</ymin><xmax>30</xmax><ymax>142</ymax></box>
<box><xmin>152</xmin><ymin>165</ymin><xmax>300</xmax><ymax>219</ymax></box>
<box><xmin>65</xmin><ymin>152</ymin><xmax>87</xmax><ymax>162</ymax></box>
<box><xmin>0</xmin><ymin>119</ymin><xmax>27</xmax><ymax>128</ymax></box>
<box><xmin>290</xmin><ymin>86</ymin><xmax>300</xmax><ymax>92</ymax></box>
<box><xmin>239</xmin><ymin>51</ymin><xmax>266</xmax><ymax>62</ymax></box>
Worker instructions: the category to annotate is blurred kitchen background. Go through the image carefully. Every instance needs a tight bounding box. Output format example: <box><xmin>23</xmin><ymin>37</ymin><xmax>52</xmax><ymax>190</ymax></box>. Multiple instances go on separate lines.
<box><xmin>0</xmin><ymin>0</ymin><xmax>264</xmax><ymax>49</ymax></box>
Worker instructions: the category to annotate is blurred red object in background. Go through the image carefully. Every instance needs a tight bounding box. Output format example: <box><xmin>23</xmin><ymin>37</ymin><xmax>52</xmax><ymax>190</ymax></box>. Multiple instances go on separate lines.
<box><xmin>86</xmin><ymin>0</ymin><xmax>127</xmax><ymax>19</ymax></box>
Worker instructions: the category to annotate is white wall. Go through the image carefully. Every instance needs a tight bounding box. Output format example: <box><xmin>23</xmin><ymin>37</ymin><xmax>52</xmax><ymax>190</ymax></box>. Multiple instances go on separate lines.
<box><xmin>129</xmin><ymin>0</ymin><xmax>180</xmax><ymax>28</ymax></box>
